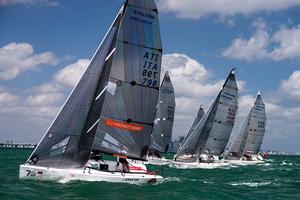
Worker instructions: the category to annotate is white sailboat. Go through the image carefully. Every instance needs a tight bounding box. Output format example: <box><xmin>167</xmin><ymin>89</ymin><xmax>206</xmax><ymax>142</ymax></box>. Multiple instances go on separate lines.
<box><xmin>146</xmin><ymin>71</ymin><xmax>176</xmax><ymax>165</ymax></box>
<box><xmin>170</xmin><ymin>69</ymin><xmax>238</xmax><ymax>169</ymax></box>
<box><xmin>225</xmin><ymin>91</ymin><xmax>267</xmax><ymax>165</ymax></box>
<box><xmin>19</xmin><ymin>0</ymin><xmax>163</xmax><ymax>184</ymax></box>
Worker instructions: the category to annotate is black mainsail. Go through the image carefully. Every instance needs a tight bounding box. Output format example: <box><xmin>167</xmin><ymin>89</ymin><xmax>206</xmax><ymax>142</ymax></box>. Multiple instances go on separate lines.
<box><xmin>174</xmin><ymin>69</ymin><xmax>238</xmax><ymax>162</ymax></box>
<box><xmin>92</xmin><ymin>0</ymin><xmax>162</xmax><ymax>161</ymax></box>
<box><xmin>27</xmin><ymin>0</ymin><xmax>162</xmax><ymax>168</ymax></box>
<box><xmin>148</xmin><ymin>71</ymin><xmax>175</xmax><ymax>155</ymax></box>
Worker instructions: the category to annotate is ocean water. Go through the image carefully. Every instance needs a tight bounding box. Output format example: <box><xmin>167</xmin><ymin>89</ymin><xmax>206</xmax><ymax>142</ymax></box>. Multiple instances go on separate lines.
<box><xmin>0</xmin><ymin>150</ymin><xmax>299</xmax><ymax>200</ymax></box>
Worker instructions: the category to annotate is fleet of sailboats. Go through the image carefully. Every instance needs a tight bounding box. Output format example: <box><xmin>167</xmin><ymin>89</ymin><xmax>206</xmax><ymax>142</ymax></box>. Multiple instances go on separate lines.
<box><xmin>170</xmin><ymin>69</ymin><xmax>238</xmax><ymax>169</ymax></box>
<box><xmin>19</xmin><ymin>0</ymin><xmax>268</xmax><ymax>184</ymax></box>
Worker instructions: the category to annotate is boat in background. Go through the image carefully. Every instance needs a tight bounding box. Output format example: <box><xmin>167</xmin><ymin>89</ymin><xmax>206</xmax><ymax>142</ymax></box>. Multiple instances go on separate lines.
<box><xmin>19</xmin><ymin>0</ymin><xmax>163</xmax><ymax>184</ymax></box>
<box><xmin>146</xmin><ymin>71</ymin><xmax>175</xmax><ymax>165</ymax></box>
<box><xmin>181</xmin><ymin>105</ymin><xmax>205</xmax><ymax>147</ymax></box>
<box><xmin>225</xmin><ymin>91</ymin><xmax>267</xmax><ymax>165</ymax></box>
<box><xmin>170</xmin><ymin>69</ymin><xmax>238</xmax><ymax>169</ymax></box>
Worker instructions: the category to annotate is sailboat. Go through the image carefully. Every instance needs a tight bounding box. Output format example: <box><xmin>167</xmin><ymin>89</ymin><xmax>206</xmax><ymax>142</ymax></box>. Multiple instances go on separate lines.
<box><xmin>146</xmin><ymin>71</ymin><xmax>175</xmax><ymax>165</ymax></box>
<box><xmin>225</xmin><ymin>91</ymin><xmax>266</xmax><ymax>165</ymax></box>
<box><xmin>19</xmin><ymin>0</ymin><xmax>164</xmax><ymax>184</ymax></box>
<box><xmin>170</xmin><ymin>69</ymin><xmax>238</xmax><ymax>169</ymax></box>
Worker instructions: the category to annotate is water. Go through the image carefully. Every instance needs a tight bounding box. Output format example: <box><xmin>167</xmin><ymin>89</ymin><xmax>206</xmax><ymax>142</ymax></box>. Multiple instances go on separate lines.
<box><xmin>1</xmin><ymin>150</ymin><xmax>299</xmax><ymax>200</ymax></box>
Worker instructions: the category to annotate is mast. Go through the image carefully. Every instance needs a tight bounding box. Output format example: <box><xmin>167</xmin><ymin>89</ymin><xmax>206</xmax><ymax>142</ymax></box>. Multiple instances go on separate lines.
<box><xmin>149</xmin><ymin>71</ymin><xmax>176</xmax><ymax>155</ymax></box>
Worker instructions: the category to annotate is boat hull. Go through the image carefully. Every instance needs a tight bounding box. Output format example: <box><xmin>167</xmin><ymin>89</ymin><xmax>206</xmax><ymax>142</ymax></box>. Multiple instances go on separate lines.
<box><xmin>145</xmin><ymin>156</ymin><xmax>171</xmax><ymax>165</ymax></box>
<box><xmin>19</xmin><ymin>164</ymin><xmax>163</xmax><ymax>184</ymax></box>
<box><xmin>225</xmin><ymin>159</ymin><xmax>264</xmax><ymax>166</ymax></box>
<box><xmin>169</xmin><ymin>161</ymin><xmax>229</xmax><ymax>169</ymax></box>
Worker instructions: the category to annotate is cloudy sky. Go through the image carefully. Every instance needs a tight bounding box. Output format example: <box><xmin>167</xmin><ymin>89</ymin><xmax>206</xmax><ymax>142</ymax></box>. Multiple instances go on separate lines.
<box><xmin>1</xmin><ymin>0</ymin><xmax>300</xmax><ymax>152</ymax></box>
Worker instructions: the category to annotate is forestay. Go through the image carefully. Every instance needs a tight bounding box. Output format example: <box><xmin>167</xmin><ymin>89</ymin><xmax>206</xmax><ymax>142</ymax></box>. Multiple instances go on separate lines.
<box><xmin>149</xmin><ymin>71</ymin><xmax>176</xmax><ymax>154</ymax></box>
<box><xmin>27</xmin><ymin>10</ymin><xmax>123</xmax><ymax>168</ymax></box>
<box><xmin>92</xmin><ymin>0</ymin><xmax>162</xmax><ymax>161</ymax></box>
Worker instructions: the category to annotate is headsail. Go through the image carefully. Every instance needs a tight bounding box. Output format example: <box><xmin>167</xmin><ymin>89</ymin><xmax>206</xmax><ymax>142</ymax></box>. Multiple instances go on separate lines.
<box><xmin>92</xmin><ymin>0</ymin><xmax>162</xmax><ymax>161</ymax></box>
<box><xmin>27</xmin><ymin>9</ymin><xmax>123</xmax><ymax>168</ymax></box>
<box><xmin>225</xmin><ymin>111</ymin><xmax>251</xmax><ymax>159</ymax></box>
<box><xmin>149</xmin><ymin>71</ymin><xmax>176</xmax><ymax>154</ymax></box>
<box><xmin>243</xmin><ymin>92</ymin><xmax>266</xmax><ymax>155</ymax></box>
<box><xmin>181</xmin><ymin>105</ymin><xmax>205</xmax><ymax>146</ymax></box>
<box><xmin>174</xmin><ymin>69</ymin><xmax>238</xmax><ymax>161</ymax></box>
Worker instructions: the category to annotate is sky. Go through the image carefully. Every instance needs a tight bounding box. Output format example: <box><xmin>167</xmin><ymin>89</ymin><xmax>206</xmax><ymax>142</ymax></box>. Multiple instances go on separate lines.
<box><xmin>0</xmin><ymin>0</ymin><xmax>300</xmax><ymax>152</ymax></box>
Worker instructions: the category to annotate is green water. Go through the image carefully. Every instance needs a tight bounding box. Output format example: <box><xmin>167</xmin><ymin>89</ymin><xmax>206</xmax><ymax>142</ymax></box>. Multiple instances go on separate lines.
<box><xmin>0</xmin><ymin>150</ymin><xmax>299</xmax><ymax>200</ymax></box>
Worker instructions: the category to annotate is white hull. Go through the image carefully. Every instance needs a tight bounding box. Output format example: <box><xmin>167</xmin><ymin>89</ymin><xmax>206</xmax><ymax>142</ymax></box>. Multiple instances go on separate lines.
<box><xmin>225</xmin><ymin>159</ymin><xmax>264</xmax><ymax>166</ymax></box>
<box><xmin>19</xmin><ymin>164</ymin><xmax>163</xmax><ymax>184</ymax></box>
<box><xmin>145</xmin><ymin>156</ymin><xmax>171</xmax><ymax>165</ymax></box>
<box><xmin>169</xmin><ymin>160</ymin><xmax>229</xmax><ymax>169</ymax></box>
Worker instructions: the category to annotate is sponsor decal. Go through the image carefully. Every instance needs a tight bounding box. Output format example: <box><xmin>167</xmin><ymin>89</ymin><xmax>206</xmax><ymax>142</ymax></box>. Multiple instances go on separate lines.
<box><xmin>104</xmin><ymin>119</ymin><xmax>143</xmax><ymax>132</ymax></box>
<box><xmin>129</xmin><ymin>166</ymin><xmax>143</xmax><ymax>171</ymax></box>
<box><xmin>123</xmin><ymin>178</ymin><xmax>140</xmax><ymax>182</ymax></box>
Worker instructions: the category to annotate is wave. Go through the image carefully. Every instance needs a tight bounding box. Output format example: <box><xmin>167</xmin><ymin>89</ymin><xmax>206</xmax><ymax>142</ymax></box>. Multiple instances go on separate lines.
<box><xmin>229</xmin><ymin>181</ymin><xmax>271</xmax><ymax>187</ymax></box>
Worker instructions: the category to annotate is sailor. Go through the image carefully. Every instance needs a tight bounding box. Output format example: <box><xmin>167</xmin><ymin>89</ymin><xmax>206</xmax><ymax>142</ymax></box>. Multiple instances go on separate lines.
<box><xmin>90</xmin><ymin>150</ymin><xmax>102</xmax><ymax>161</ymax></box>
<box><xmin>118</xmin><ymin>157</ymin><xmax>129</xmax><ymax>173</ymax></box>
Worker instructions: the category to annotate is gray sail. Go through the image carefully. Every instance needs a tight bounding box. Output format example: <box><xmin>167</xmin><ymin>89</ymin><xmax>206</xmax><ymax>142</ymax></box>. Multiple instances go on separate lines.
<box><xmin>27</xmin><ymin>10</ymin><xmax>123</xmax><ymax>168</ymax></box>
<box><xmin>225</xmin><ymin>111</ymin><xmax>251</xmax><ymax>159</ymax></box>
<box><xmin>181</xmin><ymin>105</ymin><xmax>205</xmax><ymax>146</ymax></box>
<box><xmin>201</xmin><ymin>71</ymin><xmax>238</xmax><ymax>155</ymax></box>
<box><xmin>175</xmin><ymin>69</ymin><xmax>238</xmax><ymax>161</ymax></box>
<box><xmin>92</xmin><ymin>0</ymin><xmax>162</xmax><ymax>161</ymax></box>
<box><xmin>149</xmin><ymin>71</ymin><xmax>176</xmax><ymax>154</ymax></box>
<box><xmin>243</xmin><ymin>92</ymin><xmax>266</xmax><ymax>155</ymax></box>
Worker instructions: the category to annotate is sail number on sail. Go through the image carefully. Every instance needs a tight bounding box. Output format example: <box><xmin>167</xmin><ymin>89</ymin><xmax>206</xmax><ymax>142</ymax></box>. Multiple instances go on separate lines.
<box><xmin>142</xmin><ymin>52</ymin><xmax>159</xmax><ymax>87</ymax></box>
<box><xmin>226</xmin><ymin>106</ymin><xmax>237</xmax><ymax>125</ymax></box>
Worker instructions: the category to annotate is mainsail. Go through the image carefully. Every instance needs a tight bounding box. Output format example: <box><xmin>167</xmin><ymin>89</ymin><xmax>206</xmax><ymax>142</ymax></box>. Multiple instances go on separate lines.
<box><xmin>149</xmin><ymin>71</ymin><xmax>175</xmax><ymax>154</ymax></box>
<box><xmin>175</xmin><ymin>69</ymin><xmax>238</xmax><ymax>162</ymax></box>
<box><xmin>92</xmin><ymin>0</ymin><xmax>162</xmax><ymax>161</ymax></box>
<box><xmin>27</xmin><ymin>0</ymin><xmax>162</xmax><ymax>168</ymax></box>
<box><xmin>243</xmin><ymin>92</ymin><xmax>266</xmax><ymax>155</ymax></box>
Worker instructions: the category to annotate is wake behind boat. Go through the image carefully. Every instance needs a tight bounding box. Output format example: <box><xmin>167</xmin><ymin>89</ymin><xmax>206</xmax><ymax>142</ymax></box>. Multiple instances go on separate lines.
<box><xmin>225</xmin><ymin>91</ymin><xmax>267</xmax><ymax>166</ymax></box>
<box><xmin>170</xmin><ymin>69</ymin><xmax>238</xmax><ymax>169</ymax></box>
<box><xmin>19</xmin><ymin>0</ymin><xmax>163</xmax><ymax>184</ymax></box>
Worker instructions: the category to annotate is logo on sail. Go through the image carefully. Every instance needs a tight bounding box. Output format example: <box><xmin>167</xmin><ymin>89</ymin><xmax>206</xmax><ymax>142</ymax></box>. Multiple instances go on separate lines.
<box><xmin>104</xmin><ymin>119</ymin><xmax>144</xmax><ymax>132</ymax></box>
